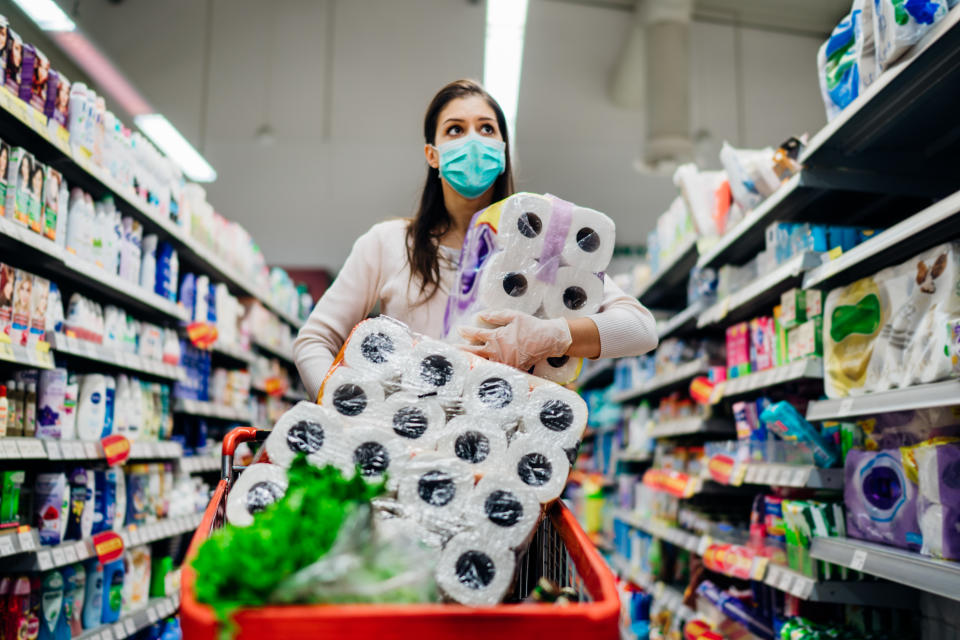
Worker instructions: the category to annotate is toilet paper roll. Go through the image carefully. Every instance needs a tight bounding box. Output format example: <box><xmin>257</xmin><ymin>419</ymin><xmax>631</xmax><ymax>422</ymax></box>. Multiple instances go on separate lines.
<box><xmin>330</xmin><ymin>425</ymin><xmax>410</xmax><ymax>485</ymax></box>
<box><xmin>436</xmin><ymin>532</ymin><xmax>516</xmax><ymax>606</ymax></box>
<box><xmin>506</xmin><ymin>435</ymin><xmax>571</xmax><ymax>504</ymax></box>
<box><xmin>523</xmin><ymin>384</ymin><xmax>588</xmax><ymax>450</ymax></box>
<box><xmin>397</xmin><ymin>453</ymin><xmax>476</xmax><ymax>527</ymax></box>
<box><xmin>435</xmin><ymin>417</ymin><xmax>509</xmax><ymax>476</ymax></box>
<box><xmin>496</xmin><ymin>193</ymin><xmax>553</xmax><ymax>256</ymax></box>
<box><xmin>475</xmin><ymin>252</ymin><xmax>545</xmax><ymax>317</ymax></box>
<box><xmin>226</xmin><ymin>463</ymin><xmax>288</xmax><ymax>527</ymax></box>
<box><xmin>342</xmin><ymin>316</ymin><xmax>415</xmax><ymax>376</ymax></box>
<box><xmin>264</xmin><ymin>402</ymin><xmax>345</xmax><ymax>468</ymax></box>
<box><xmin>320</xmin><ymin>365</ymin><xmax>388</xmax><ymax>424</ymax></box>
<box><xmin>560</xmin><ymin>207</ymin><xmax>616</xmax><ymax>274</ymax></box>
<box><xmin>465</xmin><ymin>475</ymin><xmax>541</xmax><ymax>549</ymax></box>
<box><xmin>531</xmin><ymin>355</ymin><xmax>583</xmax><ymax>385</ymax></box>
<box><xmin>383</xmin><ymin>392</ymin><xmax>448</xmax><ymax>450</ymax></box>
<box><xmin>400</xmin><ymin>339</ymin><xmax>472</xmax><ymax>401</ymax></box>
<box><xmin>462</xmin><ymin>361</ymin><xmax>531</xmax><ymax>425</ymax></box>
<box><xmin>540</xmin><ymin>266</ymin><xmax>603</xmax><ymax>319</ymax></box>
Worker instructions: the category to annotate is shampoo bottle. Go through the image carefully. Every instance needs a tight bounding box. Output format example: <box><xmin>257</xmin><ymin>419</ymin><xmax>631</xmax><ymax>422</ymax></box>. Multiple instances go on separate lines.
<box><xmin>100</xmin><ymin>559</ymin><xmax>124</xmax><ymax>624</ymax></box>
<box><xmin>76</xmin><ymin>375</ymin><xmax>106</xmax><ymax>441</ymax></box>
<box><xmin>81</xmin><ymin>560</ymin><xmax>102</xmax><ymax>630</ymax></box>
<box><xmin>36</xmin><ymin>570</ymin><xmax>64</xmax><ymax>640</ymax></box>
<box><xmin>66</xmin><ymin>563</ymin><xmax>85</xmax><ymax>637</ymax></box>
<box><xmin>101</xmin><ymin>376</ymin><xmax>116</xmax><ymax>438</ymax></box>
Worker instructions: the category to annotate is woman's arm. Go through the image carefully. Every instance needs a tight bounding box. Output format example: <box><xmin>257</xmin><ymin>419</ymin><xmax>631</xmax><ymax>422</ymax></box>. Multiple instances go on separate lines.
<box><xmin>577</xmin><ymin>276</ymin><xmax>658</xmax><ymax>359</ymax></box>
<box><xmin>293</xmin><ymin>225</ymin><xmax>386</xmax><ymax>401</ymax></box>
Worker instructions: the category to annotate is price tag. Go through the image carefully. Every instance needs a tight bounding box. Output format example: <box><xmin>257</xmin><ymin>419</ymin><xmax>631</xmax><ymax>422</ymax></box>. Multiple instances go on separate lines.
<box><xmin>18</xmin><ymin>531</ymin><xmax>36</xmax><ymax>551</ymax></box>
<box><xmin>838</xmin><ymin>398</ymin><xmax>855</xmax><ymax>417</ymax></box>
<box><xmin>751</xmin><ymin>556</ymin><xmax>770</xmax><ymax>581</ymax></box>
<box><xmin>0</xmin><ymin>440</ymin><xmax>16</xmax><ymax>458</ymax></box>
<box><xmin>63</xmin><ymin>545</ymin><xmax>78</xmax><ymax>563</ymax></box>
<box><xmin>850</xmin><ymin>549</ymin><xmax>868</xmax><ymax>571</ymax></box>
<box><xmin>791</xmin><ymin>577</ymin><xmax>814</xmax><ymax>600</ymax></box>
<box><xmin>791</xmin><ymin>467</ymin><xmax>810</xmax><ymax>487</ymax></box>
<box><xmin>46</xmin><ymin>442</ymin><xmax>61</xmax><ymax>459</ymax></box>
<box><xmin>129</xmin><ymin>529</ymin><xmax>142</xmax><ymax>545</ymax></box>
<box><xmin>85</xmin><ymin>442</ymin><xmax>99</xmax><ymax>458</ymax></box>
<box><xmin>18</xmin><ymin>439</ymin><xmax>47</xmax><ymax>458</ymax></box>
<box><xmin>0</xmin><ymin>536</ymin><xmax>16</xmax><ymax>556</ymax></box>
<box><xmin>37</xmin><ymin>550</ymin><xmax>53</xmax><ymax>570</ymax></box>
<box><xmin>776</xmin><ymin>467</ymin><xmax>794</xmax><ymax>486</ymax></box>
<box><xmin>101</xmin><ymin>627</ymin><xmax>115</xmax><ymax>640</ymax></box>
<box><xmin>125</xmin><ymin>618</ymin><xmax>137</xmax><ymax>635</ymax></box>
<box><xmin>697</xmin><ymin>536</ymin><xmax>711</xmax><ymax>556</ymax></box>
<box><xmin>777</xmin><ymin>571</ymin><xmax>795</xmax><ymax>593</ymax></box>
<box><xmin>74</xmin><ymin>542</ymin><xmax>89</xmax><ymax>561</ymax></box>
<box><xmin>51</xmin><ymin>547</ymin><xmax>66</xmax><ymax>566</ymax></box>
<box><xmin>113</xmin><ymin>624</ymin><xmax>126</xmax><ymax>640</ymax></box>
<box><xmin>148</xmin><ymin>607</ymin><xmax>160</xmax><ymax>623</ymax></box>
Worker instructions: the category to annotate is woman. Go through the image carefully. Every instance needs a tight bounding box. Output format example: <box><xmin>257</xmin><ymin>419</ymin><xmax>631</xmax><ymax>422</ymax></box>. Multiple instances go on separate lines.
<box><xmin>294</xmin><ymin>79</ymin><xmax>657</xmax><ymax>401</ymax></box>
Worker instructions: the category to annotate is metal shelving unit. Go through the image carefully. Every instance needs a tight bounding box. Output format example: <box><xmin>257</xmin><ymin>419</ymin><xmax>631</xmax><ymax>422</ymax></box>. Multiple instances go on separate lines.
<box><xmin>717</xmin><ymin>358</ymin><xmax>823</xmax><ymax>401</ymax></box>
<box><xmin>656</xmin><ymin>299</ymin><xmax>705</xmax><ymax>340</ymax></box>
<box><xmin>74</xmin><ymin>594</ymin><xmax>181</xmax><ymax>640</ymax></box>
<box><xmin>637</xmin><ymin>237</ymin><xmax>698</xmax><ymax>310</ymax></box>
<box><xmin>648</xmin><ymin>417</ymin><xmax>734</xmax><ymax>439</ymax></box>
<box><xmin>610</xmin><ymin>358</ymin><xmax>711</xmax><ymax>404</ymax></box>
<box><xmin>806</xmin><ymin>379</ymin><xmax>960</xmax><ymax>421</ymax></box>
<box><xmin>252</xmin><ymin>338</ymin><xmax>296</xmax><ymax>366</ymax></box>
<box><xmin>173</xmin><ymin>398</ymin><xmax>253</xmax><ymax>422</ymax></box>
<box><xmin>48</xmin><ymin>334</ymin><xmax>186</xmax><ymax>382</ymax></box>
<box><xmin>737</xmin><ymin>463</ymin><xmax>844</xmax><ymax>490</ymax></box>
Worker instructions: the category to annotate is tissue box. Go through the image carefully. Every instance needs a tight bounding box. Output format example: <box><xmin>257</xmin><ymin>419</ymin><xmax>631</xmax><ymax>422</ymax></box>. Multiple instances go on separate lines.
<box><xmin>749</xmin><ymin>316</ymin><xmax>776</xmax><ymax>371</ymax></box>
<box><xmin>788</xmin><ymin>316</ymin><xmax>822</xmax><ymax>362</ymax></box>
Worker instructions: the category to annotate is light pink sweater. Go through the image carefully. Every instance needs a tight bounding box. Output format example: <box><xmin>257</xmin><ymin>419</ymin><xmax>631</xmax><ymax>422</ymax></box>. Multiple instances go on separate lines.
<box><xmin>293</xmin><ymin>219</ymin><xmax>658</xmax><ymax>399</ymax></box>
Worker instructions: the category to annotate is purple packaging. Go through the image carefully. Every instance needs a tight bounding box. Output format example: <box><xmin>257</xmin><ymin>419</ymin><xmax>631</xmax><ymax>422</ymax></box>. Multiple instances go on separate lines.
<box><xmin>44</xmin><ymin>70</ymin><xmax>70</xmax><ymax>127</ymax></box>
<box><xmin>844</xmin><ymin>449</ymin><xmax>921</xmax><ymax>551</ymax></box>
<box><xmin>696</xmin><ymin>580</ymin><xmax>774</xmax><ymax>640</ymax></box>
<box><xmin>19</xmin><ymin>44</ymin><xmax>50</xmax><ymax>112</ymax></box>
<box><xmin>0</xmin><ymin>16</ymin><xmax>8</xmax><ymax>81</ymax></box>
<box><xmin>4</xmin><ymin>28</ymin><xmax>22</xmax><ymax>95</ymax></box>
<box><xmin>37</xmin><ymin>367</ymin><xmax>67</xmax><ymax>439</ymax></box>
<box><xmin>915</xmin><ymin>442</ymin><xmax>960</xmax><ymax>560</ymax></box>
<box><xmin>34</xmin><ymin>472</ymin><xmax>67</xmax><ymax>545</ymax></box>
<box><xmin>856</xmin><ymin>407</ymin><xmax>960</xmax><ymax>450</ymax></box>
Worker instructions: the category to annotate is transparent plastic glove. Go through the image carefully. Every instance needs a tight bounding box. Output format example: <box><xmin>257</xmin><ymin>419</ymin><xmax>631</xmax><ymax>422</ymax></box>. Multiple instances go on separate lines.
<box><xmin>458</xmin><ymin>309</ymin><xmax>572</xmax><ymax>370</ymax></box>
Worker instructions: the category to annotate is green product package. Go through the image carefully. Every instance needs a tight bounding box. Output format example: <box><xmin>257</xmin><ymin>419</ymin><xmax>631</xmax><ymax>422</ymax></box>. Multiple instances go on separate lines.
<box><xmin>150</xmin><ymin>556</ymin><xmax>173</xmax><ymax>598</ymax></box>
<box><xmin>839</xmin><ymin>422</ymin><xmax>864</xmax><ymax>465</ymax></box>
<box><xmin>1</xmin><ymin>470</ymin><xmax>26</xmax><ymax>526</ymax></box>
<box><xmin>780</xmin><ymin>288</ymin><xmax>807</xmax><ymax>329</ymax></box>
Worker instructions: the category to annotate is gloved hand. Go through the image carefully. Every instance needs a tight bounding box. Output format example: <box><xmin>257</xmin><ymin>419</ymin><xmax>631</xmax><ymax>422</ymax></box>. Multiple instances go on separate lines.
<box><xmin>457</xmin><ymin>309</ymin><xmax>572</xmax><ymax>371</ymax></box>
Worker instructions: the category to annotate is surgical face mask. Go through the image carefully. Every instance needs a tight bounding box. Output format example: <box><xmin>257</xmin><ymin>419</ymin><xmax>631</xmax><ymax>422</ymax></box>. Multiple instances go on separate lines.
<box><xmin>433</xmin><ymin>132</ymin><xmax>506</xmax><ymax>199</ymax></box>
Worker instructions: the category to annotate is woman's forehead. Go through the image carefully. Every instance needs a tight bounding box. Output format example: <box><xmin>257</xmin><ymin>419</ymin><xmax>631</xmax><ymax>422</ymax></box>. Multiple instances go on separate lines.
<box><xmin>438</xmin><ymin>95</ymin><xmax>496</xmax><ymax>123</ymax></box>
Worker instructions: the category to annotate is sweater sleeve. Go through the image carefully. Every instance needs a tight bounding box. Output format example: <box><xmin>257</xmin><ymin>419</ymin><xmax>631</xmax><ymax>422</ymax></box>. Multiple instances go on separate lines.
<box><xmin>293</xmin><ymin>225</ymin><xmax>386</xmax><ymax>401</ymax></box>
<box><xmin>587</xmin><ymin>276</ymin><xmax>658</xmax><ymax>359</ymax></box>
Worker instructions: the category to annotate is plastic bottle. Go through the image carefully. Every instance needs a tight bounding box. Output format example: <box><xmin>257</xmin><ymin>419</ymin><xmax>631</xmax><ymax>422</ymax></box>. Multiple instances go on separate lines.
<box><xmin>140</xmin><ymin>234</ymin><xmax>158</xmax><ymax>293</ymax></box>
<box><xmin>65</xmin><ymin>468</ymin><xmax>88</xmax><ymax>541</ymax></box>
<box><xmin>62</xmin><ymin>373</ymin><xmax>79</xmax><ymax>441</ymax></box>
<box><xmin>0</xmin><ymin>384</ymin><xmax>8</xmax><ymax>437</ymax></box>
<box><xmin>8</xmin><ymin>381</ymin><xmax>25</xmax><ymax>437</ymax></box>
<box><xmin>100</xmin><ymin>559</ymin><xmax>124</xmax><ymax>624</ymax></box>
<box><xmin>81</xmin><ymin>560</ymin><xmax>102</xmax><ymax>629</ymax></box>
<box><xmin>36</xmin><ymin>570</ymin><xmax>64</xmax><ymax>640</ymax></box>
<box><xmin>8</xmin><ymin>576</ymin><xmax>33</xmax><ymax>640</ymax></box>
<box><xmin>91</xmin><ymin>469</ymin><xmax>116</xmax><ymax>534</ymax></box>
<box><xmin>102</xmin><ymin>376</ymin><xmax>115</xmax><ymax>438</ymax></box>
<box><xmin>65</xmin><ymin>563</ymin><xmax>85</xmax><ymax>637</ymax></box>
<box><xmin>24</xmin><ymin>383</ymin><xmax>37</xmax><ymax>438</ymax></box>
<box><xmin>76</xmin><ymin>375</ymin><xmax>106</xmax><ymax>441</ymax></box>
<box><xmin>114</xmin><ymin>375</ymin><xmax>129</xmax><ymax>435</ymax></box>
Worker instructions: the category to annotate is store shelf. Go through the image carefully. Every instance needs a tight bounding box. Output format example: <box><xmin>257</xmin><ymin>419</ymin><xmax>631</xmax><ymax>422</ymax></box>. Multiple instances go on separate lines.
<box><xmin>697</xmin><ymin>252</ymin><xmax>822</xmax><ymax>328</ymax></box>
<box><xmin>637</xmin><ymin>237</ymin><xmax>698</xmax><ymax>311</ymax></box>
<box><xmin>695</xmin><ymin>170</ymin><xmax>938</xmax><ymax>271</ymax></box>
<box><xmin>48</xmin><ymin>334</ymin><xmax>185</xmax><ymax>382</ymax></box>
<box><xmin>610</xmin><ymin>358</ymin><xmax>711</xmax><ymax>404</ymax></box>
<box><xmin>75</xmin><ymin>594</ymin><xmax>181</xmax><ymax>640</ymax></box>
<box><xmin>803</xmin><ymin>189</ymin><xmax>960</xmax><ymax>291</ymax></box>
<box><xmin>180</xmin><ymin>455</ymin><xmax>220</xmax><ymax>474</ymax></box>
<box><xmin>738</xmin><ymin>463</ymin><xmax>843</xmax><ymax>490</ymax></box>
<box><xmin>810</xmin><ymin>536</ymin><xmax>960</xmax><ymax>602</ymax></box>
<box><xmin>801</xmin><ymin>8</ymin><xmax>960</xmax><ymax>177</ymax></box>
<box><xmin>577</xmin><ymin>361</ymin><xmax>615</xmax><ymax>391</ymax></box>
<box><xmin>613</xmin><ymin>510</ymin><xmax>701</xmax><ymax>554</ymax></box>
<box><xmin>657</xmin><ymin>300</ymin><xmax>705</xmax><ymax>340</ymax></box>
<box><xmin>609</xmin><ymin>552</ymin><xmax>696</xmax><ymax>624</ymax></box>
<box><xmin>252</xmin><ymin>385</ymin><xmax>308</xmax><ymax>403</ymax></box>
<box><xmin>618</xmin><ymin>449</ymin><xmax>653</xmax><ymax>463</ymax></box>
<box><xmin>252</xmin><ymin>338</ymin><xmax>296</xmax><ymax>366</ymax></box>
<box><xmin>716</xmin><ymin>358</ymin><xmax>823</xmax><ymax>401</ymax></box>
<box><xmin>0</xmin><ymin>437</ymin><xmax>199</xmax><ymax>464</ymax></box>
<box><xmin>0</xmin><ymin>339</ymin><xmax>56</xmax><ymax>370</ymax></box>
<box><xmin>761</xmin><ymin>562</ymin><xmax>914</xmax><ymax>605</ymax></box>
<box><xmin>806</xmin><ymin>379</ymin><xmax>960</xmax><ymax>421</ymax></box>
<box><xmin>173</xmin><ymin>398</ymin><xmax>252</xmax><ymax>422</ymax></box>
<box><xmin>0</xmin><ymin>513</ymin><xmax>202</xmax><ymax>570</ymax></box>
<box><xmin>649</xmin><ymin>418</ymin><xmax>734</xmax><ymax>439</ymax></box>
<box><xmin>210</xmin><ymin>340</ymin><xmax>255</xmax><ymax>365</ymax></box>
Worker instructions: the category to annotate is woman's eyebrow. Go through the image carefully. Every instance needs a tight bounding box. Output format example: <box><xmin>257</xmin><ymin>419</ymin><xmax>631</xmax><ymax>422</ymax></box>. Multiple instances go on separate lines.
<box><xmin>441</xmin><ymin>117</ymin><xmax>465</xmax><ymax>125</ymax></box>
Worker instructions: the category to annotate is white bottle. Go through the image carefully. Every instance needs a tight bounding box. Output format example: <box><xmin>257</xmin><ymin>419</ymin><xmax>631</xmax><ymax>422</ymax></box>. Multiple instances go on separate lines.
<box><xmin>140</xmin><ymin>234</ymin><xmax>158</xmax><ymax>293</ymax></box>
<box><xmin>114</xmin><ymin>375</ymin><xmax>129</xmax><ymax>435</ymax></box>
<box><xmin>127</xmin><ymin>379</ymin><xmax>142</xmax><ymax>441</ymax></box>
<box><xmin>194</xmin><ymin>275</ymin><xmax>210</xmax><ymax>323</ymax></box>
<box><xmin>76</xmin><ymin>374</ymin><xmax>106</xmax><ymax>441</ymax></box>
<box><xmin>102</xmin><ymin>376</ymin><xmax>116</xmax><ymax>438</ymax></box>
<box><xmin>65</xmin><ymin>188</ymin><xmax>88</xmax><ymax>260</ymax></box>
<box><xmin>55</xmin><ymin>178</ymin><xmax>70</xmax><ymax>249</ymax></box>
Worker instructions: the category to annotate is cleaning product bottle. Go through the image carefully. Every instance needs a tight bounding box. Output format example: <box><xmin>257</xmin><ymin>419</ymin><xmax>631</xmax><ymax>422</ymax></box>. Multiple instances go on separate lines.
<box><xmin>36</xmin><ymin>570</ymin><xmax>64</xmax><ymax>640</ymax></box>
<box><xmin>81</xmin><ymin>559</ymin><xmax>102</xmax><ymax>629</ymax></box>
<box><xmin>0</xmin><ymin>384</ymin><xmax>8</xmax><ymax>437</ymax></box>
<box><xmin>24</xmin><ymin>382</ymin><xmax>37</xmax><ymax>438</ymax></box>
<box><xmin>114</xmin><ymin>375</ymin><xmax>129</xmax><ymax>435</ymax></box>
<box><xmin>100</xmin><ymin>559</ymin><xmax>124</xmax><ymax>624</ymax></box>
<box><xmin>76</xmin><ymin>375</ymin><xmax>106</xmax><ymax>441</ymax></box>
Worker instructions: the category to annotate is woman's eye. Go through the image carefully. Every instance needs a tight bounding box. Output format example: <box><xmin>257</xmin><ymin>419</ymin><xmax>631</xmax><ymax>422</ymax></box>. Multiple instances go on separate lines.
<box><xmin>480</xmin><ymin>124</ymin><xmax>495</xmax><ymax>135</ymax></box>
<box><xmin>446</xmin><ymin>125</ymin><xmax>463</xmax><ymax>136</ymax></box>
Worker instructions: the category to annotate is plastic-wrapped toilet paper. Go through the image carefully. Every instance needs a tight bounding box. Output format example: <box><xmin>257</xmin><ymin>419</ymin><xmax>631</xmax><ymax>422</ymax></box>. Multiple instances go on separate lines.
<box><xmin>331</xmin><ymin>425</ymin><xmax>410</xmax><ymax>485</ymax></box>
<box><xmin>462</xmin><ymin>361</ymin><xmax>530</xmax><ymax>425</ymax></box>
<box><xmin>531</xmin><ymin>355</ymin><xmax>584</xmax><ymax>386</ymax></box>
<box><xmin>465</xmin><ymin>475</ymin><xmax>541</xmax><ymax>549</ymax></box>
<box><xmin>436</xmin><ymin>532</ymin><xmax>516</xmax><ymax>606</ymax></box>
<box><xmin>264</xmin><ymin>402</ymin><xmax>345</xmax><ymax>468</ymax></box>
<box><xmin>873</xmin><ymin>0</ymin><xmax>947</xmax><ymax>69</ymax></box>
<box><xmin>435</xmin><ymin>417</ymin><xmax>509</xmax><ymax>476</ymax></box>
<box><xmin>541</xmin><ymin>267</ymin><xmax>603</xmax><ymax>319</ymax></box>
<box><xmin>523</xmin><ymin>383</ymin><xmax>589</xmax><ymax>450</ymax></box>
<box><xmin>320</xmin><ymin>365</ymin><xmax>387</xmax><ymax>423</ymax></box>
<box><xmin>475</xmin><ymin>252</ymin><xmax>545</xmax><ymax>316</ymax></box>
<box><xmin>497</xmin><ymin>193</ymin><xmax>552</xmax><ymax>255</ymax></box>
<box><xmin>382</xmin><ymin>392</ymin><xmax>448</xmax><ymax>450</ymax></box>
<box><xmin>397</xmin><ymin>453</ymin><xmax>476</xmax><ymax>527</ymax></box>
<box><xmin>844</xmin><ymin>449</ymin><xmax>921</xmax><ymax>551</ymax></box>
<box><xmin>506</xmin><ymin>435</ymin><xmax>571</xmax><ymax>504</ymax></box>
<box><xmin>561</xmin><ymin>207</ymin><xmax>615</xmax><ymax>275</ymax></box>
<box><xmin>342</xmin><ymin>316</ymin><xmax>415</xmax><ymax>377</ymax></box>
<box><xmin>401</xmin><ymin>339</ymin><xmax>472</xmax><ymax>401</ymax></box>
<box><xmin>226</xmin><ymin>463</ymin><xmax>288</xmax><ymax>527</ymax></box>
<box><xmin>915</xmin><ymin>442</ymin><xmax>960</xmax><ymax>560</ymax></box>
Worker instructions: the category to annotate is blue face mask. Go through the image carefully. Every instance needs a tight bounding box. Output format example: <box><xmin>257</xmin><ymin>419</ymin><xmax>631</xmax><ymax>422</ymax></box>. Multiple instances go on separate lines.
<box><xmin>434</xmin><ymin>132</ymin><xmax>506</xmax><ymax>199</ymax></box>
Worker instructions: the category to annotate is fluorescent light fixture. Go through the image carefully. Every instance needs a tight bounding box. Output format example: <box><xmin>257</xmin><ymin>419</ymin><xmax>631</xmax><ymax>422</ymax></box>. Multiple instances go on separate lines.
<box><xmin>483</xmin><ymin>0</ymin><xmax>529</xmax><ymax>140</ymax></box>
<box><xmin>52</xmin><ymin>32</ymin><xmax>152</xmax><ymax>116</ymax></box>
<box><xmin>135</xmin><ymin>114</ymin><xmax>217</xmax><ymax>183</ymax></box>
<box><xmin>12</xmin><ymin>0</ymin><xmax>75</xmax><ymax>31</ymax></box>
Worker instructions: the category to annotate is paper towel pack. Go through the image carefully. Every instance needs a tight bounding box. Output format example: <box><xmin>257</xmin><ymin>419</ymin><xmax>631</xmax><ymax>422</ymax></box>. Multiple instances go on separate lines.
<box><xmin>914</xmin><ymin>441</ymin><xmax>960</xmax><ymax>560</ymax></box>
<box><xmin>824</xmin><ymin>241</ymin><xmax>960</xmax><ymax>398</ymax></box>
<box><xmin>442</xmin><ymin>192</ymin><xmax>615</xmax><ymax>384</ymax></box>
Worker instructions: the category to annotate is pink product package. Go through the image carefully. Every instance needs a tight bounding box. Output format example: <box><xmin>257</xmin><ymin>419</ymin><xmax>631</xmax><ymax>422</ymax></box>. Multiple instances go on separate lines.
<box><xmin>0</xmin><ymin>262</ymin><xmax>13</xmax><ymax>336</ymax></box>
<box><xmin>726</xmin><ymin>322</ymin><xmax>751</xmax><ymax>378</ymax></box>
<box><xmin>750</xmin><ymin>316</ymin><xmax>776</xmax><ymax>372</ymax></box>
<box><xmin>19</xmin><ymin>44</ymin><xmax>50</xmax><ymax>112</ymax></box>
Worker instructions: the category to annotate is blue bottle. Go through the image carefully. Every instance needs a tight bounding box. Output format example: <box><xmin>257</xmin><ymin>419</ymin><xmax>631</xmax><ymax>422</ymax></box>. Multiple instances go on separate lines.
<box><xmin>101</xmin><ymin>559</ymin><xmax>125</xmax><ymax>624</ymax></box>
<box><xmin>81</xmin><ymin>559</ymin><xmax>103</xmax><ymax>629</ymax></box>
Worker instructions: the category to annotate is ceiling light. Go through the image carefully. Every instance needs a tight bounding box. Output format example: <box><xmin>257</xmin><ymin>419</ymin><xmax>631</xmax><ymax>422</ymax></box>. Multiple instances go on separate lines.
<box><xmin>483</xmin><ymin>0</ymin><xmax>529</xmax><ymax>140</ymax></box>
<box><xmin>135</xmin><ymin>114</ymin><xmax>217</xmax><ymax>183</ymax></box>
<box><xmin>12</xmin><ymin>0</ymin><xmax>75</xmax><ymax>31</ymax></box>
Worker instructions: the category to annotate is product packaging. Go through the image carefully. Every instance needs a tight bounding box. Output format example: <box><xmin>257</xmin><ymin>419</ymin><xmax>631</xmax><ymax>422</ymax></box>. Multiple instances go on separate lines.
<box><xmin>725</xmin><ymin>322</ymin><xmax>751</xmax><ymax>378</ymax></box>
<box><xmin>761</xmin><ymin>401</ymin><xmax>838</xmax><ymax>467</ymax></box>
<box><xmin>19</xmin><ymin>43</ymin><xmax>50</xmax><ymax>112</ymax></box>
<box><xmin>787</xmin><ymin>316</ymin><xmax>823</xmax><ymax>362</ymax></box>
<box><xmin>41</xmin><ymin>166</ymin><xmax>63</xmax><ymax>241</ymax></box>
<box><xmin>844</xmin><ymin>448</ymin><xmax>921</xmax><ymax>551</ymax></box>
<box><xmin>1</xmin><ymin>469</ymin><xmax>26</xmax><ymax>528</ymax></box>
<box><xmin>34</xmin><ymin>472</ymin><xmax>68</xmax><ymax>545</ymax></box>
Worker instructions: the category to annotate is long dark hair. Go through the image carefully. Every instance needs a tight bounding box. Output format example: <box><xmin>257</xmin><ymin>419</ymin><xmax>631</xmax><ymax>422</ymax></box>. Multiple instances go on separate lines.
<box><xmin>406</xmin><ymin>79</ymin><xmax>515</xmax><ymax>300</ymax></box>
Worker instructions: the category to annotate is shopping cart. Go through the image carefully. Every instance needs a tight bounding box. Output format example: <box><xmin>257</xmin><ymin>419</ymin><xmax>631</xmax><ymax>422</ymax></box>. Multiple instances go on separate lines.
<box><xmin>181</xmin><ymin>426</ymin><xmax>621</xmax><ymax>639</ymax></box>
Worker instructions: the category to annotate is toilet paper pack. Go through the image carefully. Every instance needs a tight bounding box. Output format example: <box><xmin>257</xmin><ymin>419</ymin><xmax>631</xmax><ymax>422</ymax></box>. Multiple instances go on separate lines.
<box><xmin>913</xmin><ymin>441</ymin><xmax>960</xmax><ymax>560</ymax></box>
<box><xmin>844</xmin><ymin>448</ymin><xmax>921</xmax><ymax>550</ymax></box>
<box><xmin>443</xmin><ymin>192</ymin><xmax>615</xmax><ymax>384</ymax></box>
